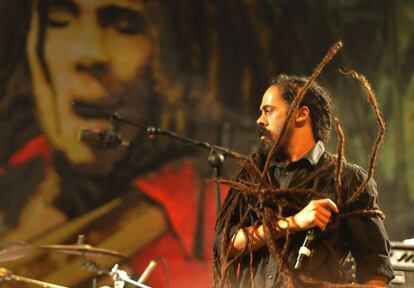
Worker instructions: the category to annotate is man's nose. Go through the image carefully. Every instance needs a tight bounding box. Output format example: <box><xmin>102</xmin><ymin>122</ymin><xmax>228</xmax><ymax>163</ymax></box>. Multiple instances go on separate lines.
<box><xmin>74</xmin><ymin>18</ymin><xmax>109</xmax><ymax>74</ymax></box>
<box><xmin>257</xmin><ymin>114</ymin><xmax>266</xmax><ymax>126</ymax></box>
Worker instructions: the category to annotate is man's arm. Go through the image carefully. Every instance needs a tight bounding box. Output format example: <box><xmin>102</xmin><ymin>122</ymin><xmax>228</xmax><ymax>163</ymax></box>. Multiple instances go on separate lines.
<box><xmin>228</xmin><ymin>198</ymin><xmax>338</xmax><ymax>256</ymax></box>
<box><xmin>343</xmin><ymin>166</ymin><xmax>394</xmax><ymax>285</ymax></box>
<box><xmin>228</xmin><ymin>220</ymin><xmax>281</xmax><ymax>256</ymax></box>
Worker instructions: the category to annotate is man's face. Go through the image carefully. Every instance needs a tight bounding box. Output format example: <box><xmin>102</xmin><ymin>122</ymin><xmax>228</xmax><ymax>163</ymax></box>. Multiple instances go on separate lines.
<box><xmin>29</xmin><ymin>0</ymin><xmax>153</xmax><ymax>169</ymax></box>
<box><xmin>256</xmin><ymin>85</ymin><xmax>289</xmax><ymax>153</ymax></box>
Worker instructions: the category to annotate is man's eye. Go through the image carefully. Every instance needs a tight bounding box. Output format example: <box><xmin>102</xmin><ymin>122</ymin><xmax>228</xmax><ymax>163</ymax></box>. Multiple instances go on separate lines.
<box><xmin>113</xmin><ymin>18</ymin><xmax>144</xmax><ymax>35</ymax></box>
<box><xmin>47</xmin><ymin>8</ymin><xmax>75</xmax><ymax>28</ymax></box>
<box><xmin>98</xmin><ymin>7</ymin><xmax>147</xmax><ymax>35</ymax></box>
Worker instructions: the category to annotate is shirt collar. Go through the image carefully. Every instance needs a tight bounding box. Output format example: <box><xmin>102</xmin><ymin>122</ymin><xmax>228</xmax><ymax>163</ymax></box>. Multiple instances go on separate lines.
<box><xmin>303</xmin><ymin>140</ymin><xmax>325</xmax><ymax>166</ymax></box>
<box><xmin>270</xmin><ymin>140</ymin><xmax>325</xmax><ymax>168</ymax></box>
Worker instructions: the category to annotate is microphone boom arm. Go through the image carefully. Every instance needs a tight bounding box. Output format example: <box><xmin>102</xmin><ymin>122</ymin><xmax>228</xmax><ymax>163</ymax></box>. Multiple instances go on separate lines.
<box><xmin>112</xmin><ymin>112</ymin><xmax>247</xmax><ymax>216</ymax></box>
<box><xmin>112</xmin><ymin>113</ymin><xmax>247</xmax><ymax>160</ymax></box>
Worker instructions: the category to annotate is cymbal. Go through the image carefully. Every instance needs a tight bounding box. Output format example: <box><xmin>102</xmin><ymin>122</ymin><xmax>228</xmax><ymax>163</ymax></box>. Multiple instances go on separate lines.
<box><xmin>0</xmin><ymin>267</ymin><xmax>67</xmax><ymax>288</ymax></box>
<box><xmin>38</xmin><ymin>244</ymin><xmax>128</xmax><ymax>259</ymax></box>
<box><xmin>0</xmin><ymin>241</ymin><xmax>33</xmax><ymax>262</ymax></box>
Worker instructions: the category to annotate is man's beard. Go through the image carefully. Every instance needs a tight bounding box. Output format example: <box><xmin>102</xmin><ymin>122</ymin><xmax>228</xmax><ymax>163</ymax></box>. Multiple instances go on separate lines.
<box><xmin>256</xmin><ymin>124</ymin><xmax>274</xmax><ymax>157</ymax></box>
<box><xmin>255</xmin><ymin>124</ymin><xmax>291</xmax><ymax>160</ymax></box>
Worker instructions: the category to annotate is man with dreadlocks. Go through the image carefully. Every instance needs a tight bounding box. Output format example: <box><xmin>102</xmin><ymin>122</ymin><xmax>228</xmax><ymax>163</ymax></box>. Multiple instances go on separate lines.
<box><xmin>213</xmin><ymin>75</ymin><xmax>394</xmax><ymax>287</ymax></box>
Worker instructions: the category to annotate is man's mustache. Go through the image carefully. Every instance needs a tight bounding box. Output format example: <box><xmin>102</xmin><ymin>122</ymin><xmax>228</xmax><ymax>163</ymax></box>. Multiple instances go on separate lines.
<box><xmin>72</xmin><ymin>99</ymin><xmax>122</xmax><ymax>119</ymax></box>
<box><xmin>256</xmin><ymin>125</ymin><xmax>271</xmax><ymax>138</ymax></box>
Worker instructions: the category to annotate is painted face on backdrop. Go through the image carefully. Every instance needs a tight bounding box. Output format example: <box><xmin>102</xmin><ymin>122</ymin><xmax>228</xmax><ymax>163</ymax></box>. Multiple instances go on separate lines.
<box><xmin>256</xmin><ymin>85</ymin><xmax>290</xmax><ymax>154</ymax></box>
<box><xmin>28</xmin><ymin>0</ymin><xmax>155</xmax><ymax>173</ymax></box>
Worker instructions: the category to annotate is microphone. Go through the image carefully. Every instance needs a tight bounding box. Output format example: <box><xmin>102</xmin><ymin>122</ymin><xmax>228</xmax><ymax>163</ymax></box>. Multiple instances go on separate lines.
<box><xmin>294</xmin><ymin>229</ymin><xmax>317</xmax><ymax>271</ymax></box>
<box><xmin>78</xmin><ymin>112</ymin><xmax>133</xmax><ymax>149</ymax></box>
<box><xmin>78</xmin><ymin>128</ymin><xmax>129</xmax><ymax>149</ymax></box>
<box><xmin>138</xmin><ymin>259</ymin><xmax>158</xmax><ymax>283</ymax></box>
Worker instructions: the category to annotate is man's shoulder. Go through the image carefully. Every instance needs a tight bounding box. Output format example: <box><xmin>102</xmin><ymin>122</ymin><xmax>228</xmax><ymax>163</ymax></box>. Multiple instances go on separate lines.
<box><xmin>342</xmin><ymin>160</ymin><xmax>375</xmax><ymax>186</ymax></box>
<box><xmin>321</xmin><ymin>152</ymin><xmax>371</xmax><ymax>181</ymax></box>
<box><xmin>321</xmin><ymin>152</ymin><xmax>378</xmax><ymax>197</ymax></box>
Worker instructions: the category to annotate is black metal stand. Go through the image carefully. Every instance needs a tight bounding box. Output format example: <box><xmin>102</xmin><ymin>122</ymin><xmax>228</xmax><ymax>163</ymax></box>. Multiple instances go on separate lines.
<box><xmin>208</xmin><ymin>149</ymin><xmax>225</xmax><ymax>213</ymax></box>
<box><xmin>111</xmin><ymin>113</ymin><xmax>246</xmax><ymax>215</ymax></box>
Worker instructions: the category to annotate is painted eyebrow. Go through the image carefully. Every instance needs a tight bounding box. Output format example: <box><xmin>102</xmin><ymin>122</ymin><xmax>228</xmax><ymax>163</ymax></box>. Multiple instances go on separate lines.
<box><xmin>97</xmin><ymin>5</ymin><xmax>147</xmax><ymax>32</ymax></box>
<box><xmin>46</xmin><ymin>0</ymin><xmax>80</xmax><ymax>17</ymax></box>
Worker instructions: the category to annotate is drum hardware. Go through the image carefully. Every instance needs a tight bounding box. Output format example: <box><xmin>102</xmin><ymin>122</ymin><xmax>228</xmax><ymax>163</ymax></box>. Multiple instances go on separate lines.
<box><xmin>138</xmin><ymin>259</ymin><xmax>158</xmax><ymax>283</ymax></box>
<box><xmin>71</xmin><ymin>235</ymin><xmax>152</xmax><ymax>288</ymax></box>
<box><xmin>81</xmin><ymin>257</ymin><xmax>109</xmax><ymax>287</ymax></box>
<box><xmin>83</xmin><ymin>262</ymin><xmax>152</xmax><ymax>288</ymax></box>
<box><xmin>37</xmin><ymin>234</ymin><xmax>128</xmax><ymax>259</ymax></box>
<box><xmin>0</xmin><ymin>267</ymin><xmax>68</xmax><ymax>288</ymax></box>
<box><xmin>107</xmin><ymin>264</ymin><xmax>151</xmax><ymax>288</ymax></box>
<box><xmin>80</xmin><ymin>255</ymin><xmax>158</xmax><ymax>288</ymax></box>
<box><xmin>38</xmin><ymin>243</ymin><xmax>128</xmax><ymax>259</ymax></box>
<box><xmin>0</xmin><ymin>235</ymin><xmax>158</xmax><ymax>288</ymax></box>
<box><xmin>36</xmin><ymin>234</ymin><xmax>128</xmax><ymax>259</ymax></box>
<box><xmin>0</xmin><ymin>236</ymin><xmax>128</xmax><ymax>262</ymax></box>
<box><xmin>0</xmin><ymin>241</ymin><xmax>33</xmax><ymax>262</ymax></box>
<box><xmin>80</xmin><ymin>255</ymin><xmax>113</xmax><ymax>288</ymax></box>
<box><xmin>0</xmin><ymin>236</ymin><xmax>131</xmax><ymax>288</ymax></box>
<box><xmin>83</xmin><ymin>256</ymin><xmax>164</xmax><ymax>288</ymax></box>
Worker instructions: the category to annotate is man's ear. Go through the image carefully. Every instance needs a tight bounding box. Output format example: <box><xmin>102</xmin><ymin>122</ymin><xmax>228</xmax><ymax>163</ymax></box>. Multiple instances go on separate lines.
<box><xmin>295</xmin><ymin>106</ymin><xmax>310</xmax><ymax>123</ymax></box>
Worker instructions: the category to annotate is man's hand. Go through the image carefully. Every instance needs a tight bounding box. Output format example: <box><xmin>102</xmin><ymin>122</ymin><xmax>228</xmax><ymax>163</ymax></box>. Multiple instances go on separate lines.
<box><xmin>288</xmin><ymin>198</ymin><xmax>339</xmax><ymax>232</ymax></box>
<box><xmin>364</xmin><ymin>277</ymin><xmax>387</xmax><ymax>287</ymax></box>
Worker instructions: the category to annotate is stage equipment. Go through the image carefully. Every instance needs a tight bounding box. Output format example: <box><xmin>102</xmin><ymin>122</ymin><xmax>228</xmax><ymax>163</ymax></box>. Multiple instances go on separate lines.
<box><xmin>108</xmin><ymin>264</ymin><xmax>151</xmax><ymax>288</ymax></box>
<box><xmin>0</xmin><ymin>236</ymin><xmax>128</xmax><ymax>260</ymax></box>
<box><xmin>0</xmin><ymin>241</ymin><xmax>33</xmax><ymax>262</ymax></box>
<box><xmin>0</xmin><ymin>267</ymin><xmax>67</xmax><ymax>288</ymax></box>
<box><xmin>138</xmin><ymin>259</ymin><xmax>158</xmax><ymax>283</ymax></box>
<box><xmin>0</xmin><ymin>234</ymin><xmax>165</xmax><ymax>288</ymax></box>
<box><xmin>389</xmin><ymin>241</ymin><xmax>414</xmax><ymax>287</ymax></box>
<box><xmin>86</xmin><ymin>261</ymin><xmax>159</xmax><ymax>288</ymax></box>
<box><xmin>72</xmin><ymin>235</ymin><xmax>160</xmax><ymax>288</ymax></box>
<box><xmin>294</xmin><ymin>229</ymin><xmax>317</xmax><ymax>270</ymax></box>
<box><xmin>344</xmin><ymin>241</ymin><xmax>414</xmax><ymax>286</ymax></box>
<box><xmin>78</xmin><ymin>114</ymin><xmax>127</xmax><ymax>149</ymax></box>
<box><xmin>38</xmin><ymin>243</ymin><xmax>128</xmax><ymax>259</ymax></box>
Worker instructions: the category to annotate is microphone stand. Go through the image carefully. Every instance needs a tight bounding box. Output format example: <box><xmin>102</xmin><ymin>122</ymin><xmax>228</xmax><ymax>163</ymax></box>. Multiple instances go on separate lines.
<box><xmin>111</xmin><ymin>113</ymin><xmax>247</xmax><ymax>215</ymax></box>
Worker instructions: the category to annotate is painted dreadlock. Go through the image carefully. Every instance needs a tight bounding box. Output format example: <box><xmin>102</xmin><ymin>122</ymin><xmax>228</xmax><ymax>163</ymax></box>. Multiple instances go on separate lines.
<box><xmin>212</xmin><ymin>42</ymin><xmax>387</xmax><ymax>288</ymax></box>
